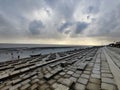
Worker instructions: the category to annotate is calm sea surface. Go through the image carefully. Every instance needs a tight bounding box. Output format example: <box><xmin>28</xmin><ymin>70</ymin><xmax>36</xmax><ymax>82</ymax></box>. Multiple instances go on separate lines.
<box><xmin>0</xmin><ymin>44</ymin><xmax>88</xmax><ymax>62</ymax></box>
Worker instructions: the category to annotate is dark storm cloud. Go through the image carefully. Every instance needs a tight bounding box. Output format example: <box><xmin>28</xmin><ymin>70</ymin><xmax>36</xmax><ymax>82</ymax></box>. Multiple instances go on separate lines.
<box><xmin>29</xmin><ymin>20</ymin><xmax>44</xmax><ymax>35</ymax></box>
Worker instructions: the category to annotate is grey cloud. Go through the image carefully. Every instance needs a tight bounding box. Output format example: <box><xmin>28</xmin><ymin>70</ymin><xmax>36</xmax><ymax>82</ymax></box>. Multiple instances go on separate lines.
<box><xmin>0</xmin><ymin>0</ymin><xmax>43</xmax><ymax>14</ymax></box>
<box><xmin>0</xmin><ymin>0</ymin><xmax>120</xmax><ymax>44</ymax></box>
<box><xmin>75</xmin><ymin>22</ymin><xmax>89</xmax><ymax>34</ymax></box>
<box><xmin>0</xmin><ymin>14</ymin><xmax>9</xmax><ymax>27</ymax></box>
<box><xmin>45</xmin><ymin>0</ymin><xmax>80</xmax><ymax>19</ymax></box>
<box><xmin>0</xmin><ymin>14</ymin><xmax>18</xmax><ymax>38</ymax></box>
<box><xmin>0</xmin><ymin>0</ymin><xmax>46</xmax><ymax>39</ymax></box>
<box><xmin>29</xmin><ymin>20</ymin><xmax>44</xmax><ymax>35</ymax></box>
<box><xmin>58</xmin><ymin>22</ymin><xmax>73</xmax><ymax>32</ymax></box>
<box><xmin>86</xmin><ymin>2</ymin><xmax>120</xmax><ymax>41</ymax></box>
<box><xmin>58</xmin><ymin>21</ymin><xmax>89</xmax><ymax>36</ymax></box>
<box><xmin>81</xmin><ymin>0</ymin><xmax>101</xmax><ymax>15</ymax></box>
<box><xmin>87</xmin><ymin>16</ymin><xmax>90</xmax><ymax>19</ymax></box>
<box><xmin>0</xmin><ymin>13</ymin><xmax>30</xmax><ymax>40</ymax></box>
<box><xmin>87</xmin><ymin>5</ymin><xmax>100</xmax><ymax>14</ymax></box>
<box><xmin>64</xmin><ymin>30</ymin><xmax>71</xmax><ymax>34</ymax></box>
<box><xmin>0</xmin><ymin>0</ymin><xmax>91</xmax><ymax>40</ymax></box>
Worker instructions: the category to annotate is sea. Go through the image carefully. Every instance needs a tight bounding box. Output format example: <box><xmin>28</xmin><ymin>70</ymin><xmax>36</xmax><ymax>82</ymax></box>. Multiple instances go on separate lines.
<box><xmin>0</xmin><ymin>43</ymin><xmax>89</xmax><ymax>62</ymax></box>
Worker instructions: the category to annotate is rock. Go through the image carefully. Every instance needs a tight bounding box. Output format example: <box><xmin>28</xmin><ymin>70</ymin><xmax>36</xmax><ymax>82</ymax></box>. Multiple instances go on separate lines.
<box><xmin>91</xmin><ymin>74</ymin><xmax>100</xmax><ymax>79</ymax></box>
<box><xmin>78</xmin><ymin>78</ymin><xmax>88</xmax><ymax>85</ymax></box>
<box><xmin>102</xmin><ymin>78</ymin><xmax>115</xmax><ymax>84</ymax></box>
<box><xmin>81</xmin><ymin>74</ymin><xmax>90</xmax><ymax>79</ymax></box>
<box><xmin>59</xmin><ymin>72</ymin><xmax>65</xmax><ymax>76</ymax></box>
<box><xmin>86</xmin><ymin>57</ymin><xmax>92</xmax><ymax>61</ymax></box>
<box><xmin>75</xmin><ymin>83</ymin><xmax>85</xmax><ymax>90</ymax></box>
<box><xmin>77</xmin><ymin>63</ymin><xmax>87</xmax><ymax>71</ymax></box>
<box><xmin>87</xmin><ymin>82</ymin><xmax>100</xmax><ymax>90</ymax></box>
<box><xmin>44</xmin><ymin>68</ymin><xmax>62</xmax><ymax>80</ymax></box>
<box><xmin>12</xmin><ymin>78</ymin><xmax>22</xmax><ymax>85</ymax></box>
<box><xmin>0</xmin><ymin>74</ymin><xmax>9</xmax><ymax>80</ymax></box>
<box><xmin>10</xmin><ymin>84</ymin><xmax>21</xmax><ymax>90</ymax></box>
<box><xmin>69</xmin><ymin>77</ymin><xmax>77</xmax><ymax>82</ymax></box>
<box><xmin>72</xmin><ymin>73</ymin><xmax>80</xmax><ymax>78</ymax></box>
<box><xmin>21</xmin><ymin>79</ymin><xmax>31</xmax><ymax>85</ymax></box>
<box><xmin>52</xmin><ymin>83</ymin><xmax>69</xmax><ymax>90</ymax></box>
<box><xmin>101</xmin><ymin>83</ymin><xmax>118</xmax><ymax>90</ymax></box>
<box><xmin>67</xmin><ymin>71</ymin><xmax>74</xmax><ymax>75</ymax></box>
<box><xmin>30</xmin><ymin>83</ymin><xmax>38</xmax><ymax>90</ymax></box>
<box><xmin>58</xmin><ymin>78</ymin><xmax>73</xmax><ymax>87</ymax></box>
<box><xmin>20</xmin><ymin>83</ymin><xmax>30</xmax><ymax>90</ymax></box>
<box><xmin>102</xmin><ymin>73</ymin><xmax>113</xmax><ymax>78</ymax></box>
<box><xmin>89</xmin><ymin>77</ymin><xmax>100</xmax><ymax>85</ymax></box>
<box><xmin>10</xmin><ymin>70</ymin><xmax>20</xmax><ymax>76</ymax></box>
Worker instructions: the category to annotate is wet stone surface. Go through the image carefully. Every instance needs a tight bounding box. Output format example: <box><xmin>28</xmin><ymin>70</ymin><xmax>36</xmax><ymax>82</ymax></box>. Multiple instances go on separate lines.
<box><xmin>0</xmin><ymin>47</ymin><xmax>119</xmax><ymax>90</ymax></box>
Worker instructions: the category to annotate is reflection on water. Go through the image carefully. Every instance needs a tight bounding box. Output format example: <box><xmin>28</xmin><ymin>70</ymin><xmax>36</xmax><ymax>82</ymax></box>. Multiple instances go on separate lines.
<box><xmin>0</xmin><ymin>48</ymin><xmax>76</xmax><ymax>62</ymax></box>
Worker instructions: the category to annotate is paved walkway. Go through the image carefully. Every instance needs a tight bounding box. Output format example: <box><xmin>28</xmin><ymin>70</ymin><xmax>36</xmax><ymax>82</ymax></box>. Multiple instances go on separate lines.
<box><xmin>103</xmin><ymin>48</ymin><xmax>120</xmax><ymax>90</ymax></box>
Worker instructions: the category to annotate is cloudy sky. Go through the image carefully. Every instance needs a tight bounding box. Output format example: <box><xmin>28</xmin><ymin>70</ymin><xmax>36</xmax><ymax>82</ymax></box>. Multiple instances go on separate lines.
<box><xmin>0</xmin><ymin>0</ymin><xmax>120</xmax><ymax>45</ymax></box>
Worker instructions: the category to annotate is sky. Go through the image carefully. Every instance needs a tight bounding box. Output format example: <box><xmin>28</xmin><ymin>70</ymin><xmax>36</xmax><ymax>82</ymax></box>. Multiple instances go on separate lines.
<box><xmin>0</xmin><ymin>0</ymin><xmax>120</xmax><ymax>45</ymax></box>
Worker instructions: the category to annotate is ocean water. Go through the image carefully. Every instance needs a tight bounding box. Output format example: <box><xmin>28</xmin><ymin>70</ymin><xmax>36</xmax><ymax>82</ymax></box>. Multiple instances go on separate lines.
<box><xmin>0</xmin><ymin>44</ymin><xmax>88</xmax><ymax>62</ymax></box>
<box><xmin>0</xmin><ymin>47</ymin><xmax>79</xmax><ymax>62</ymax></box>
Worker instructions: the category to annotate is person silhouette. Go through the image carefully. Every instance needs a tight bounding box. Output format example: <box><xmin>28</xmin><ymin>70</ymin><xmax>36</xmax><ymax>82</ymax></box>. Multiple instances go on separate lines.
<box><xmin>18</xmin><ymin>55</ymin><xmax>20</xmax><ymax>59</ymax></box>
